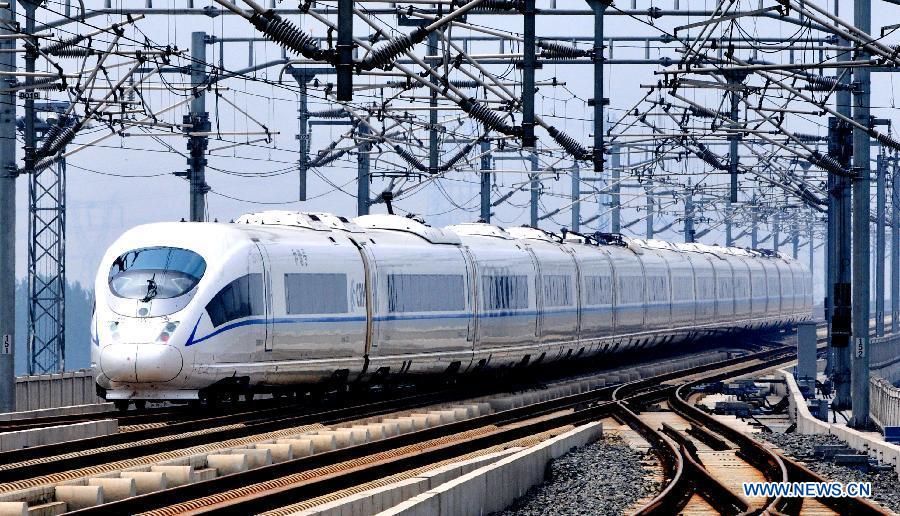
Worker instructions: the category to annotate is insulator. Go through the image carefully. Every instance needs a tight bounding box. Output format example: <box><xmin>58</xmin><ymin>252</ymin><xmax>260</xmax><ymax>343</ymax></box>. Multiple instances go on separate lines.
<box><xmin>49</xmin><ymin>47</ymin><xmax>93</xmax><ymax>58</ymax></box>
<box><xmin>460</xmin><ymin>98</ymin><xmax>517</xmax><ymax>136</ymax></box>
<box><xmin>15</xmin><ymin>77</ymin><xmax>62</xmax><ymax>91</ymax></box>
<box><xmin>801</xmin><ymin>74</ymin><xmax>847</xmax><ymax>91</ymax></box>
<box><xmin>32</xmin><ymin>156</ymin><xmax>56</xmax><ymax>174</ymax></box>
<box><xmin>808</xmin><ymin>150</ymin><xmax>849</xmax><ymax>176</ymax></box>
<box><xmin>547</xmin><ymin>126</ymin><xmax>590</xmax><ymax>161</ymax></box>
<box><xmin>797</xmin><ymin>183</ymin><xmax>825</xmax><ymax>207</ymax></box>
<box><xmin>695</xmin><ymin>143</ymin><xmax>726</xmax><ymax>170</ymax></box>
<box><xmin>393</xmin><ymin>145</ymin><xmax>428</xmax><ymax>171</ymax></box>
<box><xmin>688</xmin><ymin>105</ymin><xmax>722</xmax><ymax>119</ymax></box>
<box><xmin>536</xmin><ymin>40</ymin><xmax>588</xmax><ymax>59</ymax></box>
<box><xmin>42</xmin><ymin>34</ymin><xmax>88</xmax><ymax>56</ymax></box>
<box><xmin>248</xmin><ymin>11</ymin><xmax>326</xmax><ymax>62</ymax></box>
<box><xmin>449</xmin><ymin>80</ymin><xmax>479</xmax><ymax>88</ymax></box>
<box><xmin>37</xmin><ymin>123</ymin><xmax>76</xmax><ymax>159</ymax></box>
<box><xmin>310</xmin><ymin>149</ymin><xmax>349</xmax><ymax>168</ymax></box>
<box><xmin>439</xmin><ymin>143</ymin><xmax>474</xmax><ymax>171</ymax></box>
<box><xmin>474</xmin><ymin>0</ymin><xmax>523</xmax><ymax>12</ymax></box>
<box><xmin>791</xmin><ymin>132</ymin><xmax>824</xmax><ymax>143</ymax></box>
<box><xmin>361</xmin><ymin>28</ymin><xmax>426</xmax><ymax>70</ymax></box>
<box><xmin>872</xmin><ymin>131</ymin><xmax>900</xmax><ymax>152</ymax></box>
<box><xmin>38</xmin><ymin>123</ymin><xmax>66</xmax><ymax>155</ymax></box>
<box><xmin>308</xmin><ymin>108</ymin><xmax>348</xmax><ymax>118</ymax></box>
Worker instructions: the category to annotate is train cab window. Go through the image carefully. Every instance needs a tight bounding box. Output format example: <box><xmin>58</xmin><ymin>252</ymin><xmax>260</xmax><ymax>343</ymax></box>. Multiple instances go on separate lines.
<box><xmin>108</xmin><ymin>246</ymin><xmax>206</xmax><ymax>300</ymax></box>
<box><xmin>285</xmin><ymin>273</ymin><xmax>348</xmax><ymax>314</ymax></box>
<box><xmin>482</xmin><ymin>275</ymin><xmax>529</xmax><ymax>310</ymax></box>
<box><xmin>542</xmin><ymin>275</ymin><xmax>572</xmax><ymax>307</ymax></box>
<box><xmin>584</xmin><ymin>275</ymin><xmax>612</xmax><ymax>305</ymax></box>
<box><xmin>206</xmin><ymin>273</ymin><xmax>265</xmax><ymax>327</ymax></box>
<box><xmin>387</xmin><ymin>274</ymin><xmax>465</xmax><ymax>313</ymax></box>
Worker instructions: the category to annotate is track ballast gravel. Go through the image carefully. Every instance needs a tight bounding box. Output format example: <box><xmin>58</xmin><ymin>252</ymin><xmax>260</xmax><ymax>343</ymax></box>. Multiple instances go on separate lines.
<box><xmin>495</xmin><ymin>436</ymin><xmax>659</xmax><ymax>516</ymax></box>
<box><xmin>761</xmin><ymin>432</ymin><xmax>900</xmax><ymax>514</ymax></box>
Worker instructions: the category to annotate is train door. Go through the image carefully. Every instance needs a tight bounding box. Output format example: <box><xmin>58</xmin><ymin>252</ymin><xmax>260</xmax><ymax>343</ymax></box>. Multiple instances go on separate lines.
<box><xmin>250</xmin><ymin>241</ymin><xmax>274</xmax><ymax>352</ymax></box>
<box><xmin>349</xmin><ymin>237</ymin><xmax>375</xmax><ymax>355</ymax></box>
<box><xmin>461</xmin><ymin>247</ymin><xmax>478</xmax><ymax>353</ymax></box>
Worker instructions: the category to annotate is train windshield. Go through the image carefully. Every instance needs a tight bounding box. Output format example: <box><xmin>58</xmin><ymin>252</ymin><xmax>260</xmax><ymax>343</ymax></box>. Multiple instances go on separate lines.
<box><xmin>108</xmin><ymin>247</ymin><xmax>207</xmax><ymax>301</ymax></box>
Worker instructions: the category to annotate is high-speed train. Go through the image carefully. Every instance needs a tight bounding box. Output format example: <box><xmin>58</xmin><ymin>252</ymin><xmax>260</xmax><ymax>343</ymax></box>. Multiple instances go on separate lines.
<box><xmin>92</xmin><ymin>211</ymin><xmax>813</xmax><ymax>405</ymax></box>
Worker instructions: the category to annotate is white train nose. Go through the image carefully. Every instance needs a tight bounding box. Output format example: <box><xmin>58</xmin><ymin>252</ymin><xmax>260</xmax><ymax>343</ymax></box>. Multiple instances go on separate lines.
<box><xmin>100</xmin><ymin>344</ymin><xmax>183</xmax><ymax>383</ymax></box>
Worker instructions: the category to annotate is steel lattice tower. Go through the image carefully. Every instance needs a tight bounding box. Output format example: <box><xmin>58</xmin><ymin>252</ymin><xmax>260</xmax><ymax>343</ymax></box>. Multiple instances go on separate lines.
<box><xmin>27</xmin><ymin>156</ymin><xmax>66</xmax><ymax>375</ymax></box>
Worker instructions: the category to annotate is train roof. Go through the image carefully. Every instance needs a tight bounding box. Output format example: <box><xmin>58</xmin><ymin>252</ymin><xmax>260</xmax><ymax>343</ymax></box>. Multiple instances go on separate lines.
<box><xmin>221</xmin><ymin>211</ymin><xmax>796</xmax><ymax>263</ymax></box>
<box><xmin>235</xmin><ymin>211</ymin><xmax>364</xmax><ymax>233</ymax></box>
<box><xmin>353</xmin><ymin>214</ymin><xmax>462</xmax><ymax>244</ymax></box>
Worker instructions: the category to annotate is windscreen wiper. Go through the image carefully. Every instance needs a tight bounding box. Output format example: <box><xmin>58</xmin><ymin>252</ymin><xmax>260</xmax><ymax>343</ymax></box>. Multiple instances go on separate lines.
<box><xmin>141</xmin><ymin>277</ymin><xmax>158</xmax><ymax>303</ymax></box>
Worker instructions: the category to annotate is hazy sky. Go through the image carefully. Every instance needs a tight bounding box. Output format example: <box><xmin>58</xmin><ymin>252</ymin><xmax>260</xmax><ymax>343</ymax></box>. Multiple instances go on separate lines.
<box><xmin>11</xmin><ymin>0</ymin><xmax>900</xmax><ymax>305</ymax></box>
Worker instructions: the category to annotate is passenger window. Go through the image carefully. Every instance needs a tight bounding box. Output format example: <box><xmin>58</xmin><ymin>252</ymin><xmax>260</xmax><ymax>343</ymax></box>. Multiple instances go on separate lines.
<box><xmin>647</xmin><ymin>276</ymin><xmax>668</xmax><ymax>303</ymax></box>
<box><xmin>387</xmin><ymin>274</ymin><xmax>465</xmax><ymax>313</ymax></box>
<box><xmin>616</xmin><ymin>276</ymin><xmax>644</xmax><ymax>304</ymax></box>
<box><xmin>206</xmin><ymin>273</ymin><xmax>265</xmax><ymax>327</ymax></box>
<box><xmin>718</xmin><ymin>277</ymin><xmax>732</xmax><ymax>299</ymax></box>
<box><xmin>482</xmin><ymin>275</ymin><xmax>529</xmax><ymax>310</ymax></box>
<box><xmin>285</xmin><ymin>273</ymin><xmax>348</xmax><ymax>314</ymax></box>
<box><xmin>672</xmin><ymin>276</ymin><xmax>694</xmax><ymax>301</ymax></box>
<box><xmin>542</xmin><ymin>275</ymin><xmax>572</xmax><ymax>307</ymax></box>
<box><xmin>584</xmin><ymin>275</ymin><xmax>612</xmax><ymax>305</ymax></box>
<box><xmin>696</xmin><ymin>277</ymin><xmax>715</xmax><ymax>299</ymax></box>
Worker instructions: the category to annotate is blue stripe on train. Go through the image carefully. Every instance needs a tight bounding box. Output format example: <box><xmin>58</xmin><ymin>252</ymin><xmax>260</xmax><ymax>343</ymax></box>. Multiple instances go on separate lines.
<box><xmin>184</xmin><ymin>298</ymin><xmax>794</xmax><ymax>347</ymax></box>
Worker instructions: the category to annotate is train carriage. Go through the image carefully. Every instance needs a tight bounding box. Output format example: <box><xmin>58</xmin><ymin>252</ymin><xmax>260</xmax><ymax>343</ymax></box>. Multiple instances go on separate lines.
<box><xmin>92</xmin><ymin>211</ymin><xmax>814</xmax><ymax>404</ymax></box>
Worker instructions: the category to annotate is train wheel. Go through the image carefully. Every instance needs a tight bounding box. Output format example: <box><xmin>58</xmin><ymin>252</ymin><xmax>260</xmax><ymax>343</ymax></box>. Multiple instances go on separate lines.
<box><xmin>114</xmin><ymin>400</ymin><xmax>130</xmax><ymax>412</ymax></box>
<box><xmin>244</xmin><ymin>391</ymin><xmax>255</xmax><ymax>403</ymax></box>
<box><xmin>134</xmin><ymin>400</ymin><xmax>147</xmax><ymax>411</ymax></box>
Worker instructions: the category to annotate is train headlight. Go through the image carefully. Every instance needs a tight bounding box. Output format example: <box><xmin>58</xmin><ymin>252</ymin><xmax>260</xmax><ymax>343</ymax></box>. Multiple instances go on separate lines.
<box><xmin>107</xmin><ymin>321</ymin><xmax>120</xmax><ymax>342</ymax></box>
<box><xmin>156</xmin><ymin>321</ymin><xmax>179</xmax><ymax>344</ymax></box>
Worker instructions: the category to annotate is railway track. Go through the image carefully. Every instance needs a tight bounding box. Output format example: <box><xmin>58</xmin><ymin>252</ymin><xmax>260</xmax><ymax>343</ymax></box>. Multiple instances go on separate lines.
<box><xmin>0</xmin><ymin>333</ymin><xmax>766</xmax><ymax>474</ymax></box>
<box><xmin>58</xmin><ymin>341</ymin><xmax>822</xmax><ymax>515</ymax></box>
<box><xmin>11</xmin><ymin>324</ymin><xmax>883</xmax><ymax>515</ymax></box>
<box><xmin>623</xmin><ymin>364</ymin><xmax>888</xmax><ymax>515</ymax></box>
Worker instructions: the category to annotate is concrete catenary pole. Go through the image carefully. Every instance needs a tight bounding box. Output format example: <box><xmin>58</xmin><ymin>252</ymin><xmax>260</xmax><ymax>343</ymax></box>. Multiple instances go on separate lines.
<box><xmin>750</xmin><ymin>196</ymin><xmax>758</xmax><ymax>248</ymax></box>
<box><xmin>876</xmin><ymin>154</ymin><xmax>885</xmax><ymax>337</ymax></box>
<box><xmin>892</xmin><ymin>159</ymin><xmax>899</xmax><ymax>334</ymax></box>
<box><xmin>684</xmin><ymin>182</ymin><xmax>694</xmax><ymax>243</ymax></box>
<box><xmin>772</xmin><ymin>212</ymin><xmax>780</xmax><ymax>253</ymax></box>
<box><xmin>0</xmin><ymin>0</ymin><xmax>16</xmax><ymax>412</ymax></box>
<box><xmin>725</xmin><ymin>72</ymin><xmax>744</xmax><ymax>247</ymax></box>
<box><xmin>850</xmin><ymin>0</ymin><xmax>871</xmax><ymax>429</ymax></box>
<box><xmin>297</xmin><ymin>79</ymin><xmax>309</xmax><ymax>201</ymax></box>
<box><xmin>480</xmin><ymin>139</ymin><xmax>492</xmax><ymax>223</ymax></box>
<box><xmin>610</xmin><ymin>147</ymin><xmax>620</xmax><ymax>233</ymax></box>
<box><xmin>187</xmin><ymin>32</ymin><xmax>210</xmax><ymax>221</ymax></box>
<box><xmin>428</xmin><ymin>32</ymin><xmax>439</xmax><ymax>174</ymax></box>
<box><xmin>645</xmin><ymin>184</ymin><xmax>654</xmax><ymax>239</ymax></box>
<box><xmin>571</xmin><ymin>161</ymin><xmax>580</xmax><ymax>232</ymax></box>
<box><xmin>590</xmin><ymin>0</ymin><xmax>608</xmax><ymax>231</ymax></box>
<box><xmin>357</xmin><ymin>124</ymin><xmax>371</xmax><ymax>216</ymax></box>
<box><xmin>530</xmin><ymin>152</ymin><xmax>539</xmax><ymax>227</ymax></box>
